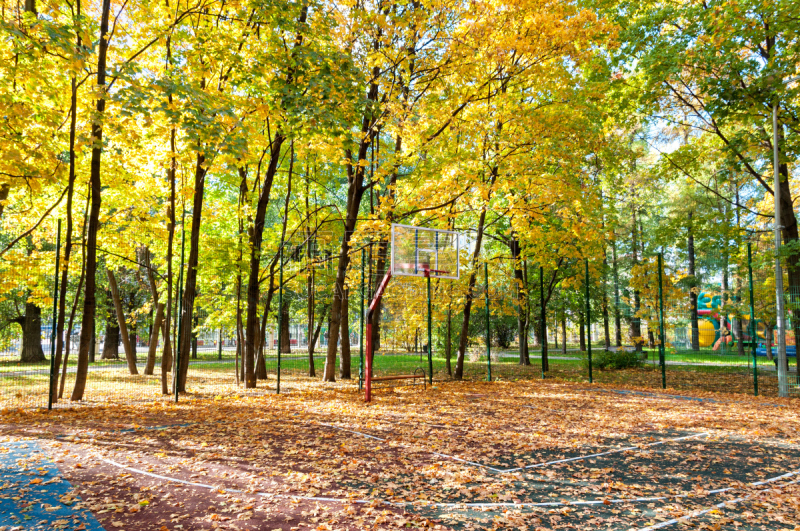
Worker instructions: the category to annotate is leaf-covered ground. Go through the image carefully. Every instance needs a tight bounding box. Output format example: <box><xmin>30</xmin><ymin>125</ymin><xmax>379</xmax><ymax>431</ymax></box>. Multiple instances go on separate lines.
<box><xmin>1</xmin><ymin>378</ymin><xmax>799</xmax><ymax>530</ymax></box>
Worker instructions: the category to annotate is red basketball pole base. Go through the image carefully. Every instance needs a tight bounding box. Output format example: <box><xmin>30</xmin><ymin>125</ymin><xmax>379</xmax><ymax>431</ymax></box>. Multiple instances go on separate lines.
<box><xmin>365</xmin><ymin>271</ymin><xmax>392</xmax><ymax>402</ymax></box>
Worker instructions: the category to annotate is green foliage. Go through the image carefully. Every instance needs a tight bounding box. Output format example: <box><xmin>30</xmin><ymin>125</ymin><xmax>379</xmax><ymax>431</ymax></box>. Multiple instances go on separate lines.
<box><xmin>589</xmin><ymin>349</ymin><xmax>644</xmax><ymax>370</ymax></box>
<box><xmin>491</xmin><ymin>314</ymin><xmax>517</xmax><ymax>349</ymax></box>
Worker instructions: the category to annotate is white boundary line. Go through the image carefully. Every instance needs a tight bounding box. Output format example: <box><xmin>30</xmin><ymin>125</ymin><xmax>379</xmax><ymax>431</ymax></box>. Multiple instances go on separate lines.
<box><xmin>504</xmin><ymin>432</ymin><xmax>710</xmax><ymax>473</ymax></box>
<box><xmin>318</xmin><ymin>423</ymin><xmax>709</xmax><ymax>474</ymax></box>
<box><xmin>99</xmin><ymin>457</ymin><xmax>800</xmax><ymax>511</ymax></box>
<box><xmin>317</xmin><ymin>423</ymin><xmax>507</xmax><ymax>473</ymax></box>
<box><xmin>635</xmin><ymin>476</ymin><xmax>800</xmax><ymax>531</ymax></box>
<box><xmin>100</xmin><ymin>458</ymin><xmax>364</xmax><ymax>504</ymax></box>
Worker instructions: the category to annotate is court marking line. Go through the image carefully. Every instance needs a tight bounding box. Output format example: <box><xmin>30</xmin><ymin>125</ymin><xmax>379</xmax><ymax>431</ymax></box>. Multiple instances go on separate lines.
<box><xmin>319</xmin><ymin>422</ymin><xmax>709</xmax><ymax>474</ymax></box>
<box><xmin>55</xmin><ymin>422</ymin><xmax>201</xmax><ymax>440</ymax></box>
<box><xmin>503</xmin><ymin>432</ymin><xmax>709</xmax><ymax>473</ymax></box>
<box><xmin>581</xmin><ymin>388</ymin><xmax>788</xmax><ymax>408</ymax></box>
<box><xmin>317</xmin><ymin>423</ymin><xmax>506</xmax><ymax>472</ymax></box>
<box><xmin>634</xmin><ymin>476</ymin><xmax>800</xmax><ymax>531</ymax></box>
<box><xmin>99</xmin><ymin>457</ymin><xmax>800</xmax><ymax>510</ymax></box>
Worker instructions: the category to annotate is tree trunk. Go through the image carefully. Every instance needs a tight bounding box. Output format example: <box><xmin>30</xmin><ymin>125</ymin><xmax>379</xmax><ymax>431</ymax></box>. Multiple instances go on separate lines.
<box><xmin>324</xmin><ymin>178</ymin><xmax>368</xmax><ymax>381</ymax></box>
<box><xmin>160</xmin><ymin>335</ymin><xmax>172</xmax><ymax>393</ymax></box>
<box><xmin>510</xmin><ymin>237</ymin><xmax>529</xmax><ymax>365</ymax></box>
<box><xmin>130</xmin><ymin>322</ymin><xmax>138</xmax><ymax>363</ymax></box>
<box><xmin>308</xmin><ymin>303</ymin><xmax>328</xmax><ymax>375</ymax></box>
<box><xmin>18</xmin><ymin>303</ymin><xmax>45</xmax><ymax>363</ymax></box>
<box><xmin>554</xmin><ymin>316</ymin><xmax>559</xmax><ymax>350</ymax></box>
<box><xmin>234</xmin><ymin>209</ymin><xmax>244</xmax><ymax>387</ymax></box>
<box><xmin>611</xmin><ymin>237</ymin><xmax>622</xmax><ymax>347</ymax></box>
<box><xmin>735</xmin><ymin>303</ymin><xmax>745</xmax><ymax>356</ymax></box>
<box><xmin>306</xmin><ymin>270</ymin><xmax>322</xmax><ymax>378</ymax></box>
<box><xmin>776</xmin><ymin>138</ymin><xmax>800</xmax><ymax>371</ymax></box>
<box><xmin>324</xmin><ymin>35</ymin><xmax>381</xmax><ymax>382</ymax></box>
<box><xmin>72</xmin><ymin>0</ymin><xmax>110</xmax><ymax>401</ymax></box>
<box><xmin>340</xmin><ymin>289</ymin><xmax>351</xmax><ymax>379</ymax></box>
<box><xmin>445</xmin><ymin>306</ymin><xmax>452</xmax><ymax>377</ymax></box>
<box><xmin>145</xmin><ymin>302</ymin><xmax>164</xmax><ymax>375</ymax></box>
<box><xmin>306</xmin><ymin>241</ymin><xmax>316</xmax><ymax>377</ymax></box>
<box><xmin>58</xmin><ymin>302</ymin><xmax>80</xmax><ymax>399</ymax></box>
<box><xmin>244</xmin><ymin>7</ymin><xmax>309</xmax><ymax>388</ymax></box>
<box><xmin>455</xmin><ymin>209</ymin><xmax>487</xmax><ymax>379</ymax></box>
<box><xmin>107</xmin><ymin>269</ymin><xmax>138</xmax><ymax>374</ymax></box>
<box><xmin>59</xmin><ymin>194</ymin><xmax>89</xmax><ymax>398</ymax></box>
<box><xmin>236</xmin><ymin>299</ymin><xmax>243</xmax><ymax>385</ymax></box>
<box><xmin>191</xmin><ymin>314</ymin><xmax>198</xmax><ymax>360</ymax></box>
<box><xmin>601</xmin><ymin>193</ymin><xmax>611</xmax><ymax>350</ymax></box>
<box><xmin>602</xmin><ymin>293</ymin><xmax>610</xmax><ymax>349</ymax></box>
<box><xmin>244</xmin><ymin>139</ymin><xmax>286</xmax><ymax>388</ymax></box>
<box><xmin>688</xmin><ymin>211</ymin><xmax>699</xmax><ymax>351</ymax></box>
<box><xmin>0</xmin><ymin>183</ymin><xmax>9</xmax><ymax>220</ymax></box>
<box><xmin>177</xmin><ymin>153</ymin><xmax>207</xmax><ymax>393</ymax></box>
<box><xmin>631</xmin><ymin>208</ymin><xmax>642</xmax><ymax>352</ymax></box>
<box><xmin>765</xmin><ymin>326</ymin><xmax>773</xmax><ymax>361</ymax></box>
<box><xmin>252</xmin><ymin>313</ymin><xmax>261</xmax><ymax>374</ymax></box>
<box><xmin>540</xmin><ymin>267</ymin><xmax>549</xmax><ymax>373</ymax></box>
<box><xmin>140</xmin><ymin>247</ymin><xmax>169</xmax><ymax>380</ymax></box>
<box><xmin>561</xmin><ymin>314</ymin><xmax>567</xmax><ymax>355</ymax></box>
<box><xmin>256</xmin><ymin>291</ymin><xmax>271</xmax><ymax>380</ymax></box>
<box><xmin>579</xmin><ymin>311</ymin><xmax>586</xmax><ymax>351</ymax></box>
<box><xmin>280</xmin><ymin>300</ymin><xmax>291</xmax><ymax>353</ymax></box>
<box><xmin>102</xmin><ymin>315</ymin><xmax>119</xmax><ymax>359</ymax></box>
<box><xmin>52</xmin><ymin>14</ymin><xmax>81</xmax><ymax>403</ymax></box>
<box><xmin>161</xmin><ymin>34</ymin><xmax>177</xmax><ymax>396</ymax></box>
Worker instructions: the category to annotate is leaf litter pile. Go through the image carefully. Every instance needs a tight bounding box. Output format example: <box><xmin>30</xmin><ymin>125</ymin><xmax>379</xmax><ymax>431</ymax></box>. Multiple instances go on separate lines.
<box><xmin>1</xmin><ymin>379</ymin><xmax>799</xmax><ymax>530</ymax></box>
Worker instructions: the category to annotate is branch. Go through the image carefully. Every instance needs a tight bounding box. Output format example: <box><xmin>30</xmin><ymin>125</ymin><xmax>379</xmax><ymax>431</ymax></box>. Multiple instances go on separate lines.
<box><xmin>646</xmin><ymin>140</ymin><xmax>772</xmax><ymax>219</ymax></box>
<box><xmin>0</xmin><ymin>186</ymin><xmax>68</xmax><ymax>257</ymax></box>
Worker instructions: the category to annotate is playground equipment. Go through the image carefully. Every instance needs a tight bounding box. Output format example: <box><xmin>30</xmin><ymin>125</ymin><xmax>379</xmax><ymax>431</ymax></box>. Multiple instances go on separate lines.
<box><xmin>686</xmin><ymin>291</ymin><xmax>730</xmax><ymax>348</ymax></box>
<box><xmin>692</xmin><ymin>290</ymin><xmax>797</xmax><ymax>357</ymax></box>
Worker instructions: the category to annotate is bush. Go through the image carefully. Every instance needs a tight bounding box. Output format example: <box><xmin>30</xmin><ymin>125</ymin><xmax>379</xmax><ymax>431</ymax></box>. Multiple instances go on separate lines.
<box><xmin>589</xmin><ymin>349</ymin><xmax>644</xmax><ymax>370</ymax></box>
<box><xmin>492</xmin><ymin>316</ymin><xmax>517</xmax><ymax>349</ymax></box>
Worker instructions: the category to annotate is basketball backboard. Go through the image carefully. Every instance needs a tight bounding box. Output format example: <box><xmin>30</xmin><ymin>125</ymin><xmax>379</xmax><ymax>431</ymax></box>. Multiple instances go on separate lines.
<box><xmin>390</xmin><ymin>223</ymin><xmax>459</xmax><ymax>279</ymax></box>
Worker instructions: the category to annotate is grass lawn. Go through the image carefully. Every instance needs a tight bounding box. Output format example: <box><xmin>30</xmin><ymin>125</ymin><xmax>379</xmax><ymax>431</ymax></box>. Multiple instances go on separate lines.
<box><xmin>2</xmin><ymin>344</ymin><xmax>794</xmax><ymax>410</ymax></box>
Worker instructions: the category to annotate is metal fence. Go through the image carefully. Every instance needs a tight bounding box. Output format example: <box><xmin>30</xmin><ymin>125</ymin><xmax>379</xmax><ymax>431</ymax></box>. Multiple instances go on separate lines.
<box><xmin>2</xmin><ymin>226</ymin><xmax>799</xmax><ymax>409</ymax></box>
<box><xmin>360</xmin><ymin>237</ymin><xmax>799</xmax><ymax>398</ymax></box>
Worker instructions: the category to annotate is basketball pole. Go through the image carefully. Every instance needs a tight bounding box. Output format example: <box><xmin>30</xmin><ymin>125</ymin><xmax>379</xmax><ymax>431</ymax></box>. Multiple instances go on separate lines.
<box><xmin>365</xmin><ymin>271</ymin><xmax>393</xmax><ymax>402</ymax></box>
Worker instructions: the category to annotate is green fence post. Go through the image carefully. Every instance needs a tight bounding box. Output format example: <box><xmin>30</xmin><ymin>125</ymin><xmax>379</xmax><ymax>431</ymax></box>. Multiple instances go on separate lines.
<box><xmin>277</xmin><ymin>244</ymin><xmax>283</xmax><ymax>394</ymax></box>
<box><xmin>747</xmin><ymin>242</ymin><xmax>758</xmax><ymax>396</ymax></box>
<box><xmin>485</xmin><ymin>261</ymin><xmax>491</xmax><ymax>382</ymax></box>
<box><xmin>174</xmin><ymin>206</ymin><xmax>185</xmax><ymax>403</ymax></box>
<box><xmin>48</xmin><ymin>219</ymin><xmax>62</xmax><ymax>410</ymax></box>
<box><xmin>657</xmin><ymin>253</ymin><xmax>666</xmax><ymax>389</ymax></box>
<box><xmin>585</xmin><ymin>259</ymin><xmax>592</xmax><ymax>384</ymax></box>
<box><xmin>427</xmin><ymin>271</ymin><xmax>434</xmax><ymax>385</ymax></box>
<box><xmin>540</xmin><ymin>265</ymin><xmax>546</xmax><ymax>379</ymax></box>
<box><xmin>359</xmin><ymin>248</ymin><xmax>365</xmax><ymax>391</ymax></box>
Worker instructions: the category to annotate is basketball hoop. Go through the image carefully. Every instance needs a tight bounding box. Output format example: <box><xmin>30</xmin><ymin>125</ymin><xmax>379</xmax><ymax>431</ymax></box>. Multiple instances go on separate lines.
<box><xmin>364</xmin><ymin>224</ymin><xmax>460</xmax><ymax>402</ymax></box>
